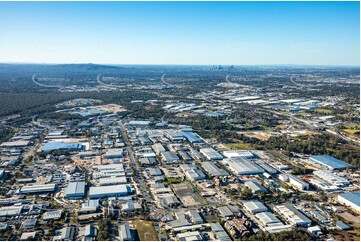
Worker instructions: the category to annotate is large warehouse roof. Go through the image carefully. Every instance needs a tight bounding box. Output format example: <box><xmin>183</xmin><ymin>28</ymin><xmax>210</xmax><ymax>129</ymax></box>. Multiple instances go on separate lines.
<box><xmin>310</xmin><ymin>155</ymin><xmax>349</xmax><ymax>170</ymax></box>
<box><xmin>41</xmin><ymin>142</ymin><xmax>84</xmax><ymax>152</ymax></box>
<box><xmin>181</xmin><ymin>132</ymin><xmax>203</xmax><ymax>143</ymax></box>
<box><xmin>226</xmin><ymin>157</ymin><xmax>264</xmax><ymax>175</ymax></box>
<box><xmin>223</xmin><ymin>150</ymin><xmax>254</xmax><ymax>158</ymax></box>
<box><xmin>64</xmin><ymin>182</ymin><xmax>85</xmax><ymax>198</ymax></box>
<box><xmin>243</xmin><ymin>200</ymin><xmax>268</xmax><ymax>214</ymax></box>
<box><xmin>200</xmin><ymin>148</ymin><xmax>223</xmax><ymax>160</ymax></box>
<box><xmin>201</xmin><ymin>162</ymin><xmax>229</xmax><ymax>177</ymax></box>
<box><xmin>338</xmin><ymin>192</ymin><xmax>360</xmax><ymax>208</ymax></box>
<box><xmin>245</xmin><ymin>181</ymin><xmax>267</xmax><ymax>193</ymax></box>
<box><xmin>20</xmin><ymin>184</ymin><xmax>56</xmax><ymax>194</ymax></box>
<box><xmin>93</xmin><ymin>164</ymin><xmax>124</xmax><ymax>171</ymax></box>
<box><xmin>89</xmin><ymin>184</ymin><xmax>131</xmax><ymax>198</ymax></box>
<box><xmin>256</xmin><ymin>212</ymin><xmax>281</xmax><ymax>226</ymax></box>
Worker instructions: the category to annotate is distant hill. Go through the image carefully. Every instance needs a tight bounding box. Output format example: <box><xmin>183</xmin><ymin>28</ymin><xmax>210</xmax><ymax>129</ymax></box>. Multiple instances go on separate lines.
<box><xmin>52</xmin><ymin>63</ymin><xmax>125</xmax><ymax>71</ymax></box>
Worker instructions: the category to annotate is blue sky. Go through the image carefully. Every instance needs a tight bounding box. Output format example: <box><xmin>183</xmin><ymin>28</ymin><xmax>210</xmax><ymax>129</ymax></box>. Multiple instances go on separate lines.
<box><xmin>0</xmin><ymin>1</ymin><xmax>359</xmax><ymax>65</ymax></box>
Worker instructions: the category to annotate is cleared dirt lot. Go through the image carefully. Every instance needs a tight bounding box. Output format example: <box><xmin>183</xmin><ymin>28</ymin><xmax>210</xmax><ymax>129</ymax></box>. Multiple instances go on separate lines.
<box><xmin>172</xmin><ymin>182</ymin><xmax>205</xmax><ymax>207</ymax></box>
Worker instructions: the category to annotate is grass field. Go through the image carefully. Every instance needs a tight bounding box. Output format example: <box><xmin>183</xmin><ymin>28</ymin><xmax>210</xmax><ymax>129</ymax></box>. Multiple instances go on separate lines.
<box><xmin>342</xmin><ymin>129</ymin><xmax>360</xmax><ymax>135</ymax></box>
<box><xmin>315</xmin><ymin>108</ymin><xmax>334</xmax><ymax>114</ymax></box>
<box><xmin>227</xmin><ymin>140</ymin><xmax>253</xmax><ymax>150</ymax></box>
<box><xmin>132</xmin><ymin>220</ymin><xmax>158</xmax><ymax>241</ymax></box>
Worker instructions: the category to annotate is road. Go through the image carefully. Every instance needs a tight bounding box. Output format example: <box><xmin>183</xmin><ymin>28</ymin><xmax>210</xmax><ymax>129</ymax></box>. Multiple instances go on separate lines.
<box><xmin>118</xmin><ymin>120</ymin><xmax>167</xmax><ymax>240</ymax></box>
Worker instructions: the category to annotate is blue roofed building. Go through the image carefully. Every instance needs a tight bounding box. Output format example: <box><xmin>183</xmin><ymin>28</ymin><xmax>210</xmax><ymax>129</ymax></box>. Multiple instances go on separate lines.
<box><xmin>64</xmin><ymin>181</ymin><xmax>86</xmax><ymax>199</ymax></box>
<box><xmin>309</xmin><ymin>155</ymin><xmax>349</xmax><ymax>170</ymax></box>
<box><xmin>337</xmin><ymin>192</ymin><xmax>360</xmax><ymax>212</ymax></box>
<box><xmin>41</xmin><ymin>142</ymin><xmax>86</xmax><ymax>152</ymax></box>
<box><xmin>181</xmin><ymin>132</ymin><xmax>203</xmax><ymax>144</ymax></box>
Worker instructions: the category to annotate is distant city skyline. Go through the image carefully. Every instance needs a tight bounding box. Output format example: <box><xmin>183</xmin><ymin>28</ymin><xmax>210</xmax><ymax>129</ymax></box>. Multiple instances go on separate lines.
<box><xmin>0</xmin><ymin>1</ymin><xmax>359</xmax><ymax>66</ymax></box>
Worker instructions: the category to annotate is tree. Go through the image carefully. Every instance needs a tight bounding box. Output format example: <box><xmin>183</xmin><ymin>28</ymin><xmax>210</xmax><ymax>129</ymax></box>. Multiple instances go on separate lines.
<box><xmin>240</xmin><ymin>186</ymin><xmax>253</xmax><ymax>200</ymax></box>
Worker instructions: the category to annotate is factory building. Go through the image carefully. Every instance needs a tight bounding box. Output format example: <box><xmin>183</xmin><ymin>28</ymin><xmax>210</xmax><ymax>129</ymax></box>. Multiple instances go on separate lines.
<box><xmin>119</xmin><ymin>224</ymin><xmax>135</xmax><ymax>241</ymax></box>
<box><xmin>0</xmin><ymin>140</ymin><xmax>30</xmax><ymax>148</ymax></box>
<box><xmin>42</xmin><ymin>210</ymin><xmax>62</xmax><ymax>221</ymax></box>
<box><xmin>217</xmin><ymin>205</ymin><xmax>240</xmax><ymax>220</ymax></box>
<box><xmin>98</xmin><ymin>177</ymin><xmax>128</xmax><ymax>186</ymax></box>
<box><xmin>104</xmin><ymin>149</ymin><xmax>123</xmax><ymax>159</ymax></box>
<box><xmin>176</xmin><ymin>231</ymin><xmax>203</xmax><ymax>241</ymax></box>
<box><xmin>200</xmin><ymin>148</ymin><xmax>223</xmax><ymax>160</ymax></box>
<box><xmin>0</xmin><ymin>170</ymin><xmax>4</xmax><ymax>180</ymax></box>
<box><xmin>79</xmin><ymin>200</ymin><xmax>100</xmax><ymax>214</ymax></box>
<box><xmin>274</xmin><ymin>204</ymin><xmax>312</xmax><ymax>227</ymax></box>
<box><xmin>337</xmin><ymin>192</ymin><xmax>360</xmax><ymax>212</ymax></box>
<box><xmin>157</xmin><ymin>194</ymin><xmax>180</xmax><ymax>208</ymax></box>
<box><xmin>181</xmin><ymin>132</ymin><xmax>204</xmax><ymax>143</ymax></box>
<box><xmin>89</xmin><ymin>184</ymin><xmax>132</xmax><ymax>199</ymax></box>
<box><xmin>309</xmin><ymin>155</ymin><xmax>349</xmax><ymax>170</ymax></box>
<box><xmin>19</xmin><ymin>184</ymin><xmax>56</xmax><ymax>194</ymax></box>
<box><xmin>127</xmin><ymin>120</ymin><xmax>151</xmax><ymax>127</ymax></box>
<box><xmin>152</xmin><ymin>143</ymin><xmax>167</xmax><ymax>154</ymax></box>
<box><xmin>180</xmin><ymin>164</ymin><xmax>206</xmax><ymax>181</ymax></box>
<box><xmin>288</xmin><ymin>175</ymin><xmax>309</xmax><ymax>190</ymax></box>
<box><xmin>41</xmin><ymin>142</ymin><xmax>86</xmax><ymax>152</ymax></box>
<box><xmin>64</xmin><ymin>181</ymin><xmax>86</xmax><ymax>199</ymax></box>
<box><xmin>309</xmin><ymin>179</ymin><xmax>339</xmax><ymax>192</ymax></box>
<box><xmin>243</xmin><ymin>200</ymin><xmax>269</xmax><ymax>214</ymax></box>
<box><xmin>256</xmin><ymin>212</ymin><xmax>282</xmax><ymax>226</ymax></box>
<box><xmin>313</xmin><ymin>170</ymin><xmax>350</xmax><ymax>187</ymax></box>
<box><xmin>0</xmin><ymin>206</ymin><xmax>23</xmax><ymax>217</ymax></box>
<box><xmin>210</xmin><ymin>223</ymin><xmax>232</xmax><ymax>241</ymax></box>
<box><xmin>160</xmin><ymin>151</ymin><xmax>179</xmax><ymax>163</ymax></box>
<box><xmin>188</xmin><ymin>209</ymin><xmax>204</xmax><ymax>224</ymax></box>
<box><xmin>147</xmin><ymin>168</ymin><xmax>163</xmax><ymax>177</ymax></box>
<box><xmin>223</xmin><ymin>150</ymin><xmax>254</xmax><ymax>159</ymax></box>
<box><xmin>165</xmin><ymin>131</ymin><xmax>185</xmax><ymax>142</ymax></box>
<box><xmin>255</xmin><ymin>161</ymin><xmax>278</xmax><ymax>175</ymax></box>
<box><xmin>245</xmin><ymin>181</ymin><xmax>268</xmax><ymax>193</ymax></box>
<box><xmin>92</xmin><ymin>164</ymin><xmax>125</xmax><ymax>179</ymax></box>
<box><xmin>200</xmin><ymin>162</ymin><xmax>229</xmax><ymax>177</ymax></box>
<box><xmin>139</xmin><ymin>157</ymin><xmax>157</xmax><ymax>166</ymax></box>
<box><xmin>225</xmin><ymin>157</ymin><xmax>264</xmax><ymax>175</ymax></box>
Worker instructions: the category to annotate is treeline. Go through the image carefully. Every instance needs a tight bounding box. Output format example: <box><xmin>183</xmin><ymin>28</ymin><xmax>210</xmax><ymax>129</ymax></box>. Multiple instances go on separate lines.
<box><xmin>0</xmin><ymin>126</ymin><xmax>15</xmax><ymax>144</ymax></box>
<box><xmin>0</xmin><ymin>90</ymin><xmax>159</xmax><ymax>118</ymax></box>
<box><xmin>198</xmin><ymin>127</ymin><xmax>360</xmax><ymax>168</ymax></box>
<box><xmin>244</xmin><ymin>229</ymin><xmax>311</xmax><ymax>241</ymax></box>
<box><xmin>240</xmin><ymin>133</ymin><xmax>360</xmax><ymax>168</ymax></box>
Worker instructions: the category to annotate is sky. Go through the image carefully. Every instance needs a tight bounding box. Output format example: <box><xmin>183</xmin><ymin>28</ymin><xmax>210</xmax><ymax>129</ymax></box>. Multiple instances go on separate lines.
<box><xmin>0</xmin><ymin>1</ymin><xmax>359</xmax><ymax>66</ymax></box>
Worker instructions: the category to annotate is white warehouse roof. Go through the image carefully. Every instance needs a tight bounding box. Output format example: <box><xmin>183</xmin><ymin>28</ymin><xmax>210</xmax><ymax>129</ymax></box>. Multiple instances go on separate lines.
<box><xmin>223</xmin><ymin>150</ymin><xmax>254</xmax><ymax>158</ymax></box>
<box><xmin>226</xmin><ymin>157</ymin><xmax>264</xmax><ymax>175</ymax></box>
<box><xmin>243</xmin><ymin>200</ymin><xmax>268</xmax><ymax>214</ymax></box>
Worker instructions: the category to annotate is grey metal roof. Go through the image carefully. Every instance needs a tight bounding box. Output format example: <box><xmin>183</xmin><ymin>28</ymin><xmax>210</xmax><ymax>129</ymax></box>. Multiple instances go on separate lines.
<box><xmin>243</xmin><ymin>200</ymin><xmax>268</xmax><ymax>213</ymax></box>
<box><xmin>161</xmin><ymin>151</ymin><xmax>179</xmax><ymax>160</ymax></box>
<box><xmin>256</xmin><ymin>212</ymin><xmax>281</xmax><ymax>225</ymax></box>
<box><xmin>227</xmin><ymin>158</ymin><xmax>264</xmax><ymax>175</ymax></box>
<box><xmin>120</xmin><ymin>224</ymin><xmax>133</xmax><ymax>241</ymax></box>
<box><xmin>245</xmin><ymin>181</ymin><xmax>267</xmax><ymax>193</ymax></box>
<box><xmin>64</xmin><ymin>181</ymin><xmax>85</xmax><ymax>197</ymax></box>
<box><xmin>89</xmin><ymin>184</ymin><xmax>130</xmax><ymax>198</ymax></box>
<box><xmin>201</xmin><ymin>161</ymin><xmax>229</xmax><ymax>177</ymax></box>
